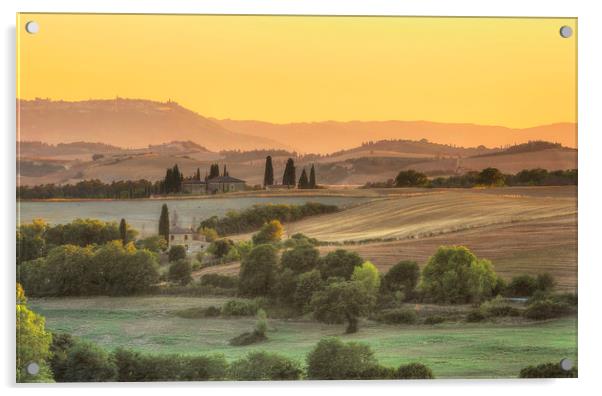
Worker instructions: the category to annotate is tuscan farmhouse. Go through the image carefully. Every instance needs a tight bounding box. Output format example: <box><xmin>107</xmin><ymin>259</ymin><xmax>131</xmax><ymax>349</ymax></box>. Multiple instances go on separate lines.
<box><xmin>169</xmin><ymin>225</ymin><xmax>209</xmax><ymax>253</ymax></box>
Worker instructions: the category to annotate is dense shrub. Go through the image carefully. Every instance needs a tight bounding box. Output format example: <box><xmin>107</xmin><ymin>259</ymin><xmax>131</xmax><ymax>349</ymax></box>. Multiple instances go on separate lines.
<box><xmin>174</xmin><ymin>305</ymin><xmax>222</xmax><ymax>319</ymax></box>
<box><xmin>466</xmin><ymin>310</ymin><xmax>486</xmax><ymax>322</ymax></box>
<box><xmin>199</xmin><ymin>273</ymin><xmax>238</xmax><ymax>289</ymax></box>
<box><xmin>396</xmin><ymin>363</ymin><xmax>435</xmax><ymax>379</ymax></box>
<box><xmin>281</xmin><ymin>244</ymin><xmax>320</xmax><ymax>274</ymax></box>
<box><xmin>60</xmin><ymin>341</ymin><xmax>117</xmax><ymax>382</ymax></box>
<box><xmin>519</xmin><ymin>362</ymin><xmax>577</xmax><ymax>378</ymax></box>
<box><xmin>523</xmin><ymin>299</ymin><xmax>571</xmax><ymax>320</ymax></box>
<box><xmin>19</xmin><ymin>241</ymin><xmax>160</xmax><ymax>297</ymax></box>
<box><xmin>112</xmin><ymin>348</ymin><xmax>227</xmax><ymax>381</ymax></box>
<box><xmin>306</xmin><ymin>338</ymin><xmax>381</xmax><ymax>380</ymax></box>
<box><xmin>168</xmin><ymin>245</ymin><xmax>187</xmax><ymax>262</ymax></box>
<box><xmin>506</xmin><ymin>275</ymin><xmax>538</xmax><ymax>297</ymax></box>
<box><xmin>318</xmin><ymin>249</ymin><xmax>364</xmax><ymax>280</ymax></box>
<box><xmin>168</xmin><ymin>259</ymin><xmax>192</xmax><ymax>285</ymax></box>
<box><xmin>199</xmin><ymin>202</ymin><xmax>338</xmax><ymax>236</ymax></box>
<box><xmin>228</xmin><ymin>330</ymin><xmax>267</xmax><ymax>346</ymax></box>
<box><xmin>376</xmin><ymin>308</ymin><xmax>418</xmax><ymax>325</ymax></box>
<box><xmin>229</xmin><ymin>352</ymin><xmax>303</xmax><ymax>380</ymax></box>
<box><xmin>420</xmin><ymin>246</ymin><xmax>499</xmax><ymax>304</ymax></box>
<box><xmin>238</xmin><ymin>244</ymin><xmax>278</xmax><ymax>296</ymax></box>
<box><xmin>221</xmin><ymin>299</ymin><xmax>260</xmax><ymax>316</ymax></box>
<box><xmin>424</xmin><ymin>315</ymin><xmax>446</xmax><ymax>325</ymax></box>
<box><xmin>272</xmin><ymin>268</ymin><xmax>298</xmax><ymax>305</ymax></box>
<box><xmin>49</xmin><ymin>333</ymin><xmax>76</xmax><ymax>382</ymax></box>
<box><xmin>480</xmin><ymin>296</ymin><xmax>521</xmax><ymax>317</ymax></box>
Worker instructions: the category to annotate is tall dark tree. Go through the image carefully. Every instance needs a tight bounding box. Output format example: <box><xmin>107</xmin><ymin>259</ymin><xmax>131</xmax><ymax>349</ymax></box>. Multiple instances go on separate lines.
<box><xmin>309</xmin><ymin>164</ymin><xmax>317</xmax><ymax>188</ymax></box>
<box><xmin>119</xmin><ymin>218</ymin><xmax>127</xmax><ymax>244</ymax></box>
<box><xmin>195</xmin><ymin>168</ymin><xmax>201</xmax><ymax>181</ymax></box>
<box><xmin>263</xmin><ymin>156</ymin><xmax>274</xmax><ymax>187</ymax></box>
<box><xmin>282</xmin><ymin>158</ymin><xmax>296</xmax><ymax>186</ymax></box>
<box><xmin>159</xmin><ymin>204</ymin><xmax>170</xmax><ymax>245</ymax></box>
<box><xmin>223</xmin><ymin>164</ymin><xmax>229</xmax><ymax>177</ymax></box>
<box><xmin>209</xmin><ymin>164</ymin><xmax>220</xmax><ymax>179</ymax></box>
<box><xmin>298</xmin><ymin>168</ymin><xmax>309</xmax><ymax>189</ymax></box>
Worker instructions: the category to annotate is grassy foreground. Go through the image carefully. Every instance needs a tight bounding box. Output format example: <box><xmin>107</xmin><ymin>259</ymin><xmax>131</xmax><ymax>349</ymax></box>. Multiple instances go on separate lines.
<box><xmin>29</xmin><ymin>296</ymin><xmax>577</xmax><ymax>379</ymax></box>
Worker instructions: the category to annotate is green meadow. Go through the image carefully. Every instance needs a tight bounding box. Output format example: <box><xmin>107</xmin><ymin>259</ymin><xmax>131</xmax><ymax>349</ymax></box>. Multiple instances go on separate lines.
<box><xmin>29</xmin><ymin>296</ymin><xmax>577</xmax><ymax>379</ymax></box>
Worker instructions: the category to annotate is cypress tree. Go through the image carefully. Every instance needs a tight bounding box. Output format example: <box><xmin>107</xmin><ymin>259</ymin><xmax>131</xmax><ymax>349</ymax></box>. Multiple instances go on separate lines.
<box><xmin>223</xmin><ymin>164</ymin><xmax>228</xmax><ymax>177</ymax></box>
<box><xmin>119</xmin><ymin>218</ymin><xmax>127</xmax><ymax>244</ymax></box>
<box><xmin>283</xmin><ymin>158</ymin><xmax>296</xmax><ymax>186</ymax></box>
<box><xmin>298</xmin><ymin>168</ymin><xmax>309</xmax><ymax>189</ymax></box>
<box><xmin>309</xmin><ymin>164</ymin><xmax>317</xmax><ymax>188</ymax></box>
<box><xmin>196</xmin><ymin>168</ymin><xmax>201</xmax><ymax>181</ymax></box>
<box><xmin>209</xmin><ymin>164</ymin><xmax>220</xmax><ymax>179</ymax></box>
<box><xmin>263</xmin><ymin>156</ymin><xmax>274</xmax><ymax>187</ymax></box>
<box><xmin>159</xmin><ymin>204</ymin><xmax>170</xmax><ymax>245</ymax></box>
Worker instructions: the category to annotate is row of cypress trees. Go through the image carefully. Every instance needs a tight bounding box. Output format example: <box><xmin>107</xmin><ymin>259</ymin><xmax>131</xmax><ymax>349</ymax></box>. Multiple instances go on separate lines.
<box><xmin>264</xmin><ymin>156</ymin><xmax>317</xmax><ymax>189</ymax></box>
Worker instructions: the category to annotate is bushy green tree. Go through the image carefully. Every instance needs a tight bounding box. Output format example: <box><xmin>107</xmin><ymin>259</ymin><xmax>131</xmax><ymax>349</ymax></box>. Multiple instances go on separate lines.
<box><xmin>252</xmin><ymin>220</ymin><xmax>284</xmax><ymax>245</ymax></box>
<box><xmin>16</xmin><ymin>219</ymin><xmax>48</xmax><ymax>265</ymax></box>
<box><xmin>20</xmin><ymin>241</ymin><xmax>160</xmax><ymax>297</ymax></box>
<box><xmin>281</xmin><ymin>244</ymin><xmax>320</xmax><ymax>274</ymax></box>
<box><xmin>293</xmin><ymin>269</ymin><xmax>324</xmax><ymax>311</ymax></box>
<box><xmin>395</xmin><ymin>170</ymin><xmax>428</xmax><ymax>187</ymax></box>
<box><xmin>420</xmin><ymin>246</ymin><xmax>499</xmax><ymax>304</ymax></box>
<box><xmin>16</xmin><ymin>284</ymin><xmax>53</xmax><ymax>382</ymax></box>
<box><xmin>207</xmin><ymin>238</ymin><xmax>235</xmax><ymax>259</ymax></box>
<box><xmin>310</xmin><ymin>280</ymin><xmax>375</xmax><ymax>333</ymax></box>
<box><xmin>306</xmin><ymin>338</ymin><xmax>380</xmax><ymax>379</ymax></box>
<box><xmin>168</xmin><ymin>244</ymin><xmax>187</xmax><ymax>262</ymax></box>
<box><xmin>382</xmin><ymin>260</ymin><xmax>420</xmax><ymax>297</ymax></box>
<box><xmin>479</xmin><ymin>167</ymin><xmax>505</xmax><ymax>186</ymax></box>
<box><xmin>135</xmin><ymin>235</ymin><xmax>167</xmax><ymax>252</ymax></box>
<box><xmin>318</xmin><ymin>249</ymin><xmax>364</xmax><ymax>280</ymax></box>
<box><xmin>351</xmin><ymin>261</ymin><xmax>381</xmax><ymax>295</ymax></box>
<box><xmin>239</xmin><ymin>244</ymin><xmax>278</xmax><ymax>296</ymax></box>
<box><xmin>229</xmin><ymin>352</ymin><xmax>302</xmax><ymax>380</ymax></box>
<box><xmin>168</xmin><ymin>259</ymin><xmax>193</xmax><ymax>285</ymax></box>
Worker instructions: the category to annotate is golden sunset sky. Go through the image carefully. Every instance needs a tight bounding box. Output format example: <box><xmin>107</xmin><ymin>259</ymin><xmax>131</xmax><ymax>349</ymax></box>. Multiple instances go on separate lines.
<box><xmin>17</xmin><ymin>14</ymin><xmax>576</xmax><ymax>128</ymax></box>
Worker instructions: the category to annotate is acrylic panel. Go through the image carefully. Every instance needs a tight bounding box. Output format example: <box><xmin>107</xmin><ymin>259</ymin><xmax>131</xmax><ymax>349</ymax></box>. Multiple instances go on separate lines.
<box><xmin>16</xmin><ymin>14</ymin><xmax>577</xmax><ymax>382</ymax></box>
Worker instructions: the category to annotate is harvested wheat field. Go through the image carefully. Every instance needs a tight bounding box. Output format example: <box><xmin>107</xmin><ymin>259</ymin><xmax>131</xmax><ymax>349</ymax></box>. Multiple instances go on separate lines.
<box><xmin>286</xmin><ymin>186</ymin><xmax>576</xmax><ymax>242</ymax></box>
<box><xmin>211</xmin><ymin>186</ymin><xmax>577</xmax><ymax>291</ymax></box>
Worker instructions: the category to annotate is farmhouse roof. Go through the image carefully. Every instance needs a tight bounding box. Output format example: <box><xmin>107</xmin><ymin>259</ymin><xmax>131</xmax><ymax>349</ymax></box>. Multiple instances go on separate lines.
<box><xmin>170</xmin><ymin>226</ymin><xmax>194</xmax><ymax>234</ymax></box>
<box><xmin>208</xmin><ymin>175</ymin><xmax>246</xmax><ymax>183</ymax></box>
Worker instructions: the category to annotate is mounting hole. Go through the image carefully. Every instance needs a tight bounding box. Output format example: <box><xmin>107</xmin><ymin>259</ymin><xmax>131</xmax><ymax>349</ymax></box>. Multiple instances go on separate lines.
<box><xmin>560</xmin><ymin>358</ymin><xmax>573</xmax><ymax>371</ymax></box>
<box><xmin>25</xmin><ymin>21</ymin><xmax>39</xmax><ymax>34</ymax></box>
<box><xmin>26</xmin><ymin>362</ymin><xmax>40</xmax><ymax>375</ymax></box>
<box><xmin>559</xmin><ymin>25</ymin><xmax>573</xmax><ymax>38</ymax></box>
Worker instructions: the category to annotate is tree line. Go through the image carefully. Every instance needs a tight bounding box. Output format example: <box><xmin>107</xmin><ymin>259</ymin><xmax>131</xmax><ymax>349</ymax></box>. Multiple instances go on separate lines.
<box><xmin>363</xmin><ymin>167</ymin><xmax>578</xmax><ymax>189</ymax></box>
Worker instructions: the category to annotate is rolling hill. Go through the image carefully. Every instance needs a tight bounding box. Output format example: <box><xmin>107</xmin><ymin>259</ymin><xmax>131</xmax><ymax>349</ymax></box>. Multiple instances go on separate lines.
<box><xmin>214</xmin><ymin>118</ymin><xmax>577</xmax><ymax>154</ymax></box>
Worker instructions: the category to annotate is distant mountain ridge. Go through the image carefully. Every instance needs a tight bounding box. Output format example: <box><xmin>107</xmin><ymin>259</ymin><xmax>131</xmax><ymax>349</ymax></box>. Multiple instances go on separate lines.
<box><xmin>17</xmin><ymin>99</ymin><xmax>287</xmax><ymax>151</ymax></box>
